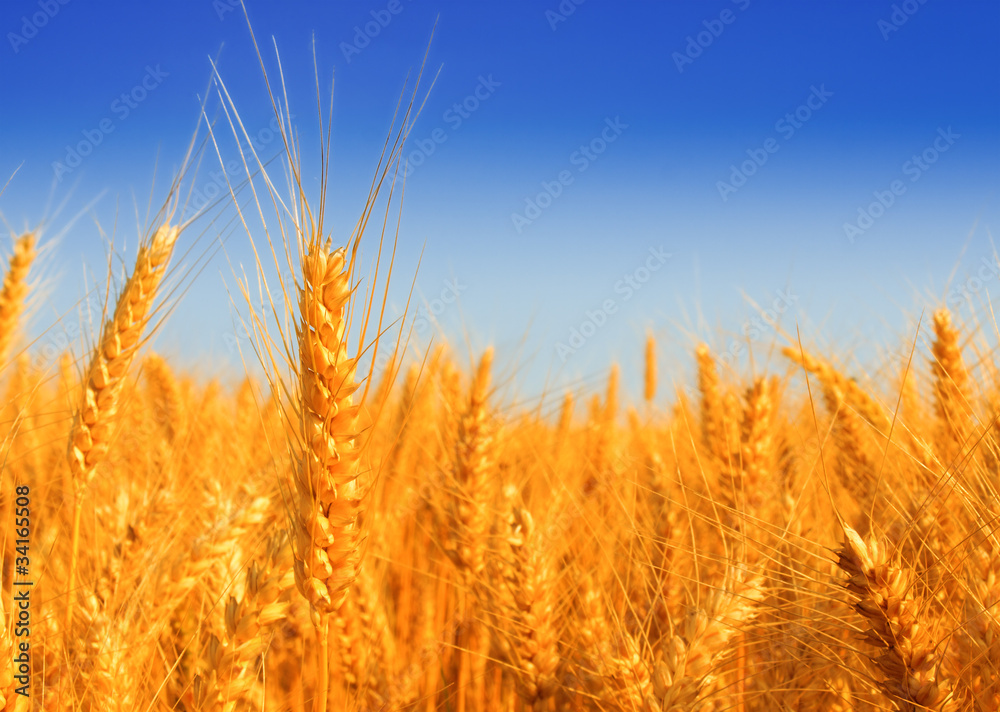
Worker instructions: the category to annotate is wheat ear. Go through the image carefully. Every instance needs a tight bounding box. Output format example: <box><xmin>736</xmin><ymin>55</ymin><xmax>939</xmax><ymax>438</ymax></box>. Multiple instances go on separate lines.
<box><xmin>444</xmin><ymin>347</ymin><xmax>495</xmax><ymax>579</ymax></box>
<box><xmin>441</xmin><ymin>348</ymin><xmax>495</xmax><ymax>712</ymax></box>
<box><xmin>194</xmin><ymin>534</ymin><xmax>294</xmax><ymax>711</ymax></box>
<box><xmin>500</xmin><ymin>505</ymin><xmax>561</xmax><ymax>710</ymax></box>
<box><xmin>736</xmin><ymin>377</ymin><xmax>776</xmax><ymax>512</ymax></box>
<box><xmin>652</xmin><ymin>571</ymin><xmax>764</xmax><ymax>710</ymax></box>
<box><xmin>0</xmin><ymin>232</ymin><xmax>36</xmax><ymax>368</ymax></box>
<box><xmin>836</xmin><ymin>523</ymin><xmax>955</xmax><ymax>711</ymax></box>
<box><xmin>292</xmin><ymin>239</ymin><xmax>365</xmax><ymax>613</ymax></box>
<box><xmin>782</xmin><ymin>346</ymin><xmax>891</xmax><ymax>433</ymax></box>
<box><xmin>143</xmin><ymin>352</ymin><xmax>185</xmax><ymax>443</ymax></box>
<box><xmin>696</xmin><ymin>344</ymin><xmax>729</xmax><ymax>461</ymax></box>
<box><xmin>930</xmin><ymin>308</ymin><xmax>971</xmax><ymax>462</ymax></box>
<box><xmin>65</xmin><ymin>224</ymin><xmax>178</xmax><ymax>633</ymax></box>
<box><xmin>291</xmin><ymin>238</ymin><xmax>368</xmax><ymax>712</ymax></box>
<box><xmin>644</xmin><ymin>331</ymin><xmax>657</xmax><ymax>405</ymax></box>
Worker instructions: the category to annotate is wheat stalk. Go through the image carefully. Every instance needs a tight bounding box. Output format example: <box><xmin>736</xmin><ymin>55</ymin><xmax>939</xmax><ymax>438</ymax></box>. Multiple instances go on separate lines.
<box><xmin>499</xmin><ymin>505</ymin><xmax>561</xmax><ymax>710</ymax></box>
<box><xmin>291</xmin><ymin>240</ymin><xmax>365</xmax><ymax>615</ymax></box>
<box><xmin>696</xmin><ymin>344</ymin><xmax>729</xmax><ymax>462</ymax></box>
<box><xmin>930</xmin><ymin>308</ymin><xmax>972</xmax><ymax>463</ymax></box>
<box><xmin>64</xmin><ymin>223</ymin><xmax>178</xmax><ymax>636</ymax></box>
<box><xmin>836</xmin><ymin>523</ymin><xmax>955</xmax><ymax>711</ymax></box>
<box><xmin>0</xmin><ymin>232</ymin><xmax>35</xmax><ymax>368</ymax></box>
<box><xmin>651</xmin><ymin>570</ymin><xmax>764</xmax><ymax>710</ymax></box>
<box><xmin>67</xmin><ymin>225</ymin><xmax>179</xmax><ymax>493</ymax></box>
<box><xmin>644</xmin><ymin>331</ymin><xmax>657</xmax><ymax>406</ymax></box>
<box><xmin>443</xmin><ymin>347</ymin><xmax>495</xmax><ymax>580</ymax></box>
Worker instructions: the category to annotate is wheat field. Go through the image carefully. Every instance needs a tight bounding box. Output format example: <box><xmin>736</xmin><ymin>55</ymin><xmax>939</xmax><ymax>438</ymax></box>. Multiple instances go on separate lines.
<box><xmin>1</xmin><ymin>34</ymin><xmax>999</xmax><ymax>712</ymax></box>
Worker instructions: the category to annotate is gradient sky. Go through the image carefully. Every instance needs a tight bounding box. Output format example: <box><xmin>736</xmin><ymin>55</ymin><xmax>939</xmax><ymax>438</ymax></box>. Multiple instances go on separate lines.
<box><xmin>1</xmin><ymin>0</ymin><xmax>998</xmax><ymax>402</ymax></box>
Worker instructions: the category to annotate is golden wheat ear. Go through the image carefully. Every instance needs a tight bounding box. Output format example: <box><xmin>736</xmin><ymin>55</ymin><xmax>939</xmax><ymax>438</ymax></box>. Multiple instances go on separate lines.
<box><xmin>0</xmin><ymin>232</ymin><xmax>36</xmax><ymax>369</ymax></box>
<box><xmin>835</xmin><ymin>523</ymin><xmax>955</xmax><ymax>711</ymax></box>
<box><xmin>930</xmin><ymin>308</ymin><xmax>972</xmax><ymax>463</ymax></box>
<box><xmin>696</xmin><ymin>343</ymin><xmax>729</xmax><ymax>462</ymax></box>
<box><xmin>498</xmin><ymin>504</ymin><xmax>561</xmax><ymax>709</ymax></box>
<box><xmin>442</xmin><ymin>346</ymin><xmax>495</xmax><ymax>580</ymax></box>
<box><xmin>291</xmin><ymin>242</ymin><xmax>365</xmax><ymax>617</ymax></box>
<box><xmin>64</xmin><ymin>223</ymin><xmax>180</xmax><ymax>634</ymax></box>
<box><xmin>67</xmin><ymin>224</ymin><xmax>179</xmax><ymax>494</ymax></box>
<box><xmin>209</xmin><ymin>16</ymin><xmax>437</xmax><ymax>708</ymax></box>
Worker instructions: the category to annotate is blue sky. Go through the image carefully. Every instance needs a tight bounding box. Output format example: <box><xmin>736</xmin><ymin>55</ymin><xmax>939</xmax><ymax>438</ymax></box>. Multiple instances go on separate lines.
<box><xmin>1</xmin><ymin>0</ymin><xmax>998</xmax><ymax>402</ymax></box>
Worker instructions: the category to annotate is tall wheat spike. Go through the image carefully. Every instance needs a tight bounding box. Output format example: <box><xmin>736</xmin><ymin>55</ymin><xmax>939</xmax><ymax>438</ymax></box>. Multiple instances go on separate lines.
<box><xmin>500</xmin><ymin>505</ymin><xmax>561</xmax><ymax>710</ymax></box>
<box><xmin>644</xmin><ymin>331</ymin><xmax>657</xmax><ymax>406</ymax></box>
<box><xmin>652</xmin><ymin>570</ymin><xmax>764</xmax><ymax>709</ymax></box>
<box><xmin>836</xmin><ymin>523</ymin><xmax>955</xmax><ymax>711</ymax></box>
<box><xmin>291</xmin><ymin>240</ymin><xmax>365</xmax><ymax>620</ymax></box>
<box><xmin>737</xmin><ymin>377</ymin><xmax>776</xmax><ymax>509</ymax></box>
<box><xmin>443</xmin><ymin>347</ymin><xmax>494</xmax><ymax>578</ymax></box>
<box><xmin>290</xmin><ymin>237</ymin><xmax>370</xmax><ymax>712</ymax></box>
<box><xmin>0</xmin><ymin>232</ymin><xmax>36</xmax><ymax>368</ymax></box>
<box><xmin>64</xmin><ymin>224</ymin><xmax>179</xmax><ymax>634</ymax></box>
<box><xmin>930</xmin><ymin>308</ymin><xmax>971</xmax><ymax>463</ymax></box>
<box><xmin>696</xmin><ymin>343</ymin><xmax>728</xmax><ymax>461</ymax></box>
